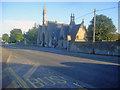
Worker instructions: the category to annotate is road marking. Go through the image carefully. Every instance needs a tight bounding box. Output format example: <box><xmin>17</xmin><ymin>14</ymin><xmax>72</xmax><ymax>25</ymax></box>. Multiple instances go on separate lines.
<box><xmin>73</xmin><ymin>82</ymin><xmax>83</xmax><ymax>88</ymax></box>
<box><xmin>44</xmin><ymin>77</ymin><xmax>56</xmax><ymax>85</ymax></box>
<box><xmin>49</xmin><ymin>76</ymin><xmax>67</xmax><ymax>84</ymax></box>
<box><xmin>49</xmin><ymin>72</ymin><xmax>55</xmax><ymax>75</ymax></box>
<box><xmin>26</xmin><ymin>76</ymin><xmax>67</xmax><ymax>87</ymax></box>
<box><xmin>38</xmin><ymin>78</ymin><xmax>48</xmax><ymax>85</ymax></box>
<box><xmin>23</xmin><ymin>64</ymin><xmax>39</xmax><ymax>79</ymax></box>
<box><xmin>26</xmin><ymin>77</ymin><xmax>56</xmax><ymax>88</ymax></box>
<box><xmin>6</xmin><ymin>53</ymin><xmax>12</xmax><ymax>63</ymax></box>
<box><xmin>26</xmin><ymin>78</ymin><xmax>44</xmax><ymax>88</ymax></box>
<box><xmin>9</xmin><ymin>67</ymin><xmax>29</xmax><ymax>88</ymax></box>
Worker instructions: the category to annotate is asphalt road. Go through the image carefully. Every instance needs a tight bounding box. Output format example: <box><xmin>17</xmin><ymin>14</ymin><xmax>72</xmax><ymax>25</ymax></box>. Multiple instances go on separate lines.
<box><xmin>2</xmin><ymin>45</ymin><xmax>120</xmax><ymax>88</ymax></box>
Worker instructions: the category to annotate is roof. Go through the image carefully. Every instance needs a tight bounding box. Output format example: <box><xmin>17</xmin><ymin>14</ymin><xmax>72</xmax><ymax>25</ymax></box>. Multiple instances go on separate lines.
<box><xmin>47</xmin><ymin>21</ymin><xmax>62</xmax><ymax>40</ymax></box>
<box><xmin>62</xmin><ymin>25</ymin><xmax>69</xmax><ymax>40</ymax></box>
<box><xmin>70</xmin><ymin>24</ymin><xmax>81</xmax><ymax>41</ymax></box>
<box><xmin>70</xmin><ymin>23</ymin><xmax>88</xmax><ymax>41</ymax></box>
<box><xmin>58</xmin><ymin>24</ymin><xmax>69</xmax><ymax>40</ymax></box>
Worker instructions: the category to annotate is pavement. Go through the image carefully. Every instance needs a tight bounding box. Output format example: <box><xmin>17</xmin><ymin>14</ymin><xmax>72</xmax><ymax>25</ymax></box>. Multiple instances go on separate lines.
<box><xmin>1</xmin><ymin>44</ymin><xmax>120</xmax><ymax>88</ymax></box>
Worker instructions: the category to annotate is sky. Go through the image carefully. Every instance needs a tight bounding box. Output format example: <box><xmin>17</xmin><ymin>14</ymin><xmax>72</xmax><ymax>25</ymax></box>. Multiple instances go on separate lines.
<box><xmin>0</xmin><ymin>1</ymin><xmax>119</xmax><ymax>37</ymax></box>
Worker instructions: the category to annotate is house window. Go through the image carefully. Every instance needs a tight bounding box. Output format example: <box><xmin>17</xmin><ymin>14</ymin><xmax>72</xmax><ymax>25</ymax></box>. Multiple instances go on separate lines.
<box><xmin>76</xmin><ymin>35</ymin><xmax>79</xmax><ymax>39</ymax></box>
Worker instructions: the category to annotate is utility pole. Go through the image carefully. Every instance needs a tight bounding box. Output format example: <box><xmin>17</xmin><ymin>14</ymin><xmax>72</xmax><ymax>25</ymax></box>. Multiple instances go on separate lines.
<box><xmin>93</xmin><ymin>8</ymin><xmax>96</xmax><ymax>42</ymax></box>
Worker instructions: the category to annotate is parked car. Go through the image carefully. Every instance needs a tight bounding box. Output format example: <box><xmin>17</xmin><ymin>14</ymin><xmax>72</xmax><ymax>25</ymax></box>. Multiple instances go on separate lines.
<box><xmin>5</xmin><ymin>42</ymin><xmax>8</xmax><ymax>44</ymax></box>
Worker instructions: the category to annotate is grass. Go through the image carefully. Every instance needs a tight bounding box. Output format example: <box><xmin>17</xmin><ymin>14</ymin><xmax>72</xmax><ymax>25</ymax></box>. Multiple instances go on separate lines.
<box><xmin>10</xmin><ymin>43</ymin><xmax>16</xmax><ymax>45</ymax></box>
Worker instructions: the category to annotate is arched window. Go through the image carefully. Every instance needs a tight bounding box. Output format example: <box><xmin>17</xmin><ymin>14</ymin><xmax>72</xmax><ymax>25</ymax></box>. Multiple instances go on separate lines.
<box><xmin>76</xmin><ymin>35</ymin><xmax>79</xmax><ymax>39</ymax></box>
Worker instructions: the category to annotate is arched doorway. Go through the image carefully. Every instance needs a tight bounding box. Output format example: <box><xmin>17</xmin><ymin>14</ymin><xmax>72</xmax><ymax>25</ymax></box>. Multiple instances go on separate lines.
<box><xmin>42</xmin><ymin>33</ymin><xmax>45</xmax><ymax>47</ymax></box>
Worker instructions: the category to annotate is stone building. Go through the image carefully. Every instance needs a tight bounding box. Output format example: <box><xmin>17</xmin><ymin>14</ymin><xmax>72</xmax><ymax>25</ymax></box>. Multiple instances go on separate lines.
<box><xmin>37</xmin><ymin>6</ymin><xmax>87</xmax><ymax>48</ymax></box>
<box><xmin>58</xmin><ymin>24</ymin><xmax>69</xmax><ymax>48</ymax></box>
<box><xmin>58</xmin><ymin>14</ymin><xmax>87</xmax><ymax>49</ymax></box>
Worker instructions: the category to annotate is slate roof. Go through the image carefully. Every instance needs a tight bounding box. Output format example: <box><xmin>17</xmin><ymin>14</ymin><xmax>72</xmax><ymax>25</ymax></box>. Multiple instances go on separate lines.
<box><xmin>55</xmin><ymin>27</ymin><xmax>61</xmax><ymax>40</ymax></box>
<box><xmin>69</xmin><ymin>24</ymin><xmax>81</xmax><ymax>41</ymax></box>
<box><xmin>62</xmin><ymin>25</ymin><xmax>69</xmax><ymax>40</ymax></box>
<box><xmin>47</xmin><ymin>21</ymin><xmax>62</xmax><ymax>41</ymax></box>
<box><xmin>38</xmin><ymin>21</ymin><xmax>87</xmax><ymax>42</ymax></box>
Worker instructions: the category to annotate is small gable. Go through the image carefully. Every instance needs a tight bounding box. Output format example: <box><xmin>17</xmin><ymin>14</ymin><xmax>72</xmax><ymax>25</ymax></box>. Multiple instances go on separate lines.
<box><xmin>70</xmin><ymin>24</ymin><xmax>81</xmax><ymax>41</ymax></box>
<box><xmin>75</xmin><ymin>25</ymin><xmax>87</xmax><ymax>42</ymax></box>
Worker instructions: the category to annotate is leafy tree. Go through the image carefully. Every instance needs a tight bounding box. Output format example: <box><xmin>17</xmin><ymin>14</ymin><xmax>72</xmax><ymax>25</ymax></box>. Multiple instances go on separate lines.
<box><xmin>87</xmin><ymin>15</ymin><xmax>116</xmax><ymax>41</ymax></box>
<box><xmin>10</xmin><ymin>29</ymin><xmax>24</xmax><ymax>43</ymax></box>
<box><xmin>2</xmin><ymin>33</ymin><xmax>10</xmax><ymax>42</ymax></box>
<box><xmin>114</xmin><ymin>33</ymin><xmax>120</xmax><ymax>41</ymax></box>
<box><xmin>24</xmin><ymin>27</ymin><xmax>38</xmax><ymax>44</ymax></box>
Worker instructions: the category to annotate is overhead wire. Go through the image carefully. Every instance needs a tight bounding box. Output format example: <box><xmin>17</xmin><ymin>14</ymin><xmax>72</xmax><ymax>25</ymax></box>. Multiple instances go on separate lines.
<box><xmin>64</xmin><ymin>6</ymin><xmax>119</xmax><ymax>24</ymax></box>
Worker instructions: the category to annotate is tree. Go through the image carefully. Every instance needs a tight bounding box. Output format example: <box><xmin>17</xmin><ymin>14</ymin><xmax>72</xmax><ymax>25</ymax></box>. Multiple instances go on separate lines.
<box><xmin>87</xmin><ymin>15</ymin><xmax>116</xmax><ymax>41</ymax></box>
<box><xmin>24</xmin><ymin>27</ymin><xmax>38</xmax><ymax>44</ymax></box>
<box><xmin>114</xmin><ymin>33</ymin><xmax>120</xmax><ymax>41</ymax></box>
<box><xmin>10</xmin><ymin>29</ymin><xmax>24</xmax><ymax>43</ymax></box>
<box><xmin>2</xmin><ymin>33</ymin><xmax>10</xmax><ymax>42</ymax></box>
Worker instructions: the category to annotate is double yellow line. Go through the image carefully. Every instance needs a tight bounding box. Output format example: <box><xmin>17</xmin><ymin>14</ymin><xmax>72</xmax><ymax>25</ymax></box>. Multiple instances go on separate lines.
<box><xmin>6</xmin><ymin>52</ymin><xmax>29</xmax><ymax>88</ymax></box>
<box><xmin>9</xmin><ymin>67</ymin><xmax>29</xmax><ymax>88</ymax></box>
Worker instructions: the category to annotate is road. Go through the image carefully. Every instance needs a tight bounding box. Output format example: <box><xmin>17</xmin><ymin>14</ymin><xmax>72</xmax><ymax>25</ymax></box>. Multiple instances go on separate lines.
<box><xmin>2</xmin><ymin>45</ymin><xmax>120</xmax><ymax>88</ymax></box>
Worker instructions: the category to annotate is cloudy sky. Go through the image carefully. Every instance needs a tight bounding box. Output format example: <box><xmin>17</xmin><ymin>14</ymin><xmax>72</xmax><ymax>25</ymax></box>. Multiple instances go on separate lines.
<box><xmin>0</xmin><ymin>0</ymin><xmax>119</xmax><ymax>37</ymax></box>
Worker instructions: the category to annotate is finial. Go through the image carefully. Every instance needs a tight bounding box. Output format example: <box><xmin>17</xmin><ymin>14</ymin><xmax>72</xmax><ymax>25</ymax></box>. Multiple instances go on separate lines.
<box><xmin>73</xmin><ymin>14</ymin><xmax>75</xmax><ymax>18</ymax></box>
<box><xmin>73</xmin><ymin>13</ymin><xmax>74</xmax><ymax>16</ymax></box>
<box><xmin>73</xmin><ymin>13</ymin><xmax>75</xmax><ymax>21</ymax></box>
<box><xmin>82</xmin><ymin>19</ymin><xmax>84</xmax><ymax>24</ymax></box>
<box><xmin>43</xmin><ymin>5</ymin><xmax>46</xmax><ymax>10</ymax></box>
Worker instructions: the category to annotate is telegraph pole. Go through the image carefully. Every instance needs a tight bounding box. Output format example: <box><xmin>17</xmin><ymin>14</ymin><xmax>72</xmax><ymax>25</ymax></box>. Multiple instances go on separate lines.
<box><xmin>93</xmin><ymin>8</ymin><xmax>96</xmax><ymax>42</ymax></box>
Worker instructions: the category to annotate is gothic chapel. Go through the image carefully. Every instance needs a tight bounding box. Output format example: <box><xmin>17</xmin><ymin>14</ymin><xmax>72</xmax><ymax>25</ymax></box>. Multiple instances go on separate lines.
<box><xmin>37</xmin><ymin>6</ymin><xmax>87</xmax><ymax>48</ymax></box>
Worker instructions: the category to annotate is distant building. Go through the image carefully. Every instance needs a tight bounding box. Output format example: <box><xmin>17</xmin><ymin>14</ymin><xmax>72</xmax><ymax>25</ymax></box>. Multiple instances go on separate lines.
<box><xmin>37</xmin><ymin>6</ymin><xmax>87</xmax><ymax>48</ymax></box>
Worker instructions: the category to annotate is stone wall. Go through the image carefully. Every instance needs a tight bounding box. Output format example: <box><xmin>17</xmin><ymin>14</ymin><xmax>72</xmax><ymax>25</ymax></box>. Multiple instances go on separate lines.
<box><xmin>58</xmin><ymin>40</ymin><xmax>67</xmax><ymax>49</ymax></box>
<box><xmin>69</xmin><ymin>41</ymin><xmax>120</xmax><ymax>56</ymax></box>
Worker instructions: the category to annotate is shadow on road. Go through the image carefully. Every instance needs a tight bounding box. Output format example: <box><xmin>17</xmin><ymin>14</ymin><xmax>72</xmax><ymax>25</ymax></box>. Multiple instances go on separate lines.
<box><xmin>2</xmin><ymin>61</ymin><xmax>119</xmax><ymax>88</ymax></box>
<box><xmin>1</xmin><ymin>45</ymin><xmax>120</xmax><ymax>88</ymax></box>
<box><xmin>2</xmin><ymin>45</ymin><xmax>119</xmax><ymax>64</ymax></box>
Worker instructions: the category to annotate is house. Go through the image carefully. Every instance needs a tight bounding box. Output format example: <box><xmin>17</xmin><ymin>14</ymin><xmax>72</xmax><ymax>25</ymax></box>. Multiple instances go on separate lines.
<box><xmin>69</xmin><ymin>20</ymin><xmax>87</xmax><ymax>42</ymax></box>
<box><xmin>58</xmin><ymin>15</ymin><xmax>87</xmax><ymax>49</ymax></box>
